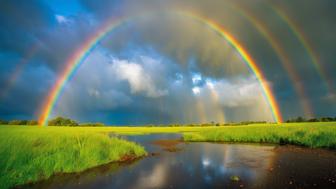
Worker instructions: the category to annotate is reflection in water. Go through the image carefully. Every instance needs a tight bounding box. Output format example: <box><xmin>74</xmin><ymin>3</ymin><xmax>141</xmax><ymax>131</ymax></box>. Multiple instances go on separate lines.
<box><xmin>133</xmin><ymin>163</ymin><xmax>167</xmax><ymax>189</ymax></box>
<box><xmin>25</xmin><ymin>134</ymin><xmax>336</xmax><ymax>189</ymax></box>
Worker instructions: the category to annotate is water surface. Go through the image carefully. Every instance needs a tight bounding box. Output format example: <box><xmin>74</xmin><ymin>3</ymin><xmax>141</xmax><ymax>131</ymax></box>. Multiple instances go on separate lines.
<box><xmin>24</xmin><ymin>134</ymin><xmax>336</xmax><ymax>189</ymax></box>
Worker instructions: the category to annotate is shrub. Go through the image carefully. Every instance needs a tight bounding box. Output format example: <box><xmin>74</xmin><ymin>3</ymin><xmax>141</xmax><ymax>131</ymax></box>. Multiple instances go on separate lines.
<box><xmin>0</xmin><ymin>120</ymin><xmax>8</xmax><ymax>125</ymax></box>
<box><xmin>320</xmin><ymin>117</ymin><xmax>334</xmax><ymax>122</ymax></box>
<box><xmin>8</xmin><ymin>120</ymin><xmax>27</xmax><ymax>125</ymax></box>
<box><xmin>80</xmin><ymin>122</ymin><xmax>105</xmax><ymax>127</ymax></box>
<box><xmin>308</xmin><ymin>118</ymin><xmax>319</xmax><ymax>122</ymax></box>
<box><xmin>48</xmin><ymin>117</ymin><xmax>78</xmax><ymax>126</ymax></box>
<box><xmin>27</xmin><ymin>120</ymin><xmax>38</xmax><ymax>125</ymax></box>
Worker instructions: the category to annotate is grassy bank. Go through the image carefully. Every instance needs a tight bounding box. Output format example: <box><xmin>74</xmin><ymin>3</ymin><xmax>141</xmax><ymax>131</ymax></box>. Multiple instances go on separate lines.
<box><xmin>183</xmin><ymin>122</ymin><xmax>336</xmax><ymax>148</ymax></box>
<box><xmin>0</xmin><ymin>126</ymin><xmax>146</xmax><ymax>189</ymax></box>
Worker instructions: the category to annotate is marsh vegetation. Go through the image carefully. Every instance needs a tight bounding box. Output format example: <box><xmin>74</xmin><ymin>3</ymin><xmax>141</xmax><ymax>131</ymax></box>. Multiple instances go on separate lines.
<box><xmin>0</xmin><ymin>126</ymin><xmax>146</xmax><ymax>189</ymax></box>
<box><xmin>183</xmin><ymin>122</ymin><xmax>336</xmax><ymax>148</ymax></box>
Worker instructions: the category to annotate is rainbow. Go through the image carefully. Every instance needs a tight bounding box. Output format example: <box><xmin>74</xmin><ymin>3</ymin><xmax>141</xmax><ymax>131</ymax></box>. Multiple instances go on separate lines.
<box><xmin>38</xmin><ymin>11</ymin><xmax>283</xmax><ymax>126</ymax></box>
<box><xmin>231</xmin><ymin>4</ymin><xmax>314</xmax><ymax>118</ymax></box>
<box><xmin>183</xmin><ymin>12</ymin><xmax>282</xmax><ymax>123</ymax></box>
<box><xmin>272</xmin><ymin>5</ymin><xmax>334</xmax><ymax>95</ymax></box>
<box><xmin>38</xmin><ymin>16</ymin><xmax>130</xmax><ymax>126</ymax></box>
<box><xmin>0</xmin><ymin>46</ymin><xmax>38</xmax><ymax>100</ymax></box>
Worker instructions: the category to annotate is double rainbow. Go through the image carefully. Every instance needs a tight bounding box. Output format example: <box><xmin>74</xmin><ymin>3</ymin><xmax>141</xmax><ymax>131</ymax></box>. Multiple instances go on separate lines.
<box><xmin>38</xmin><ymin>11</ymin><xmax>283</xmax><ymax>126</ymax></box>
<box><xmin>231</xmin><ymin>3</ymin><xmax>314</xmax><ymax>118</ymax></box>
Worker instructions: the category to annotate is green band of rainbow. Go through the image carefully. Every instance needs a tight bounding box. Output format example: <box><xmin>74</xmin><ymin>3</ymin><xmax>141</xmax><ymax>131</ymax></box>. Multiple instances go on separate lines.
<box><xmin>38</xmin><ymin>11</ymin><xmax>283</xmax><ymax>126</ymax></box>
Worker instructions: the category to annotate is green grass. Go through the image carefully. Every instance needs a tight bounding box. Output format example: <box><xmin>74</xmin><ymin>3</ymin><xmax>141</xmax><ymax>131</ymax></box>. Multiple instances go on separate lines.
<box><xmin>0</xmin><ymin>126</ymin><xmax>146</xmax><ymax>189</ymax></box>
<box><xmin>183</xmin><ymin>122</ymin><xmax>336</xmax><ymax>148</ymax></box>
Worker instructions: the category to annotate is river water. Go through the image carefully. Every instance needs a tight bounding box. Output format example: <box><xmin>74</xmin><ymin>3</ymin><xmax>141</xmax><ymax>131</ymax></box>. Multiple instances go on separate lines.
<box><xmin>24</xmin><ymin>134</ymin><xmax>336</xmax><ymax>189</ymax></box>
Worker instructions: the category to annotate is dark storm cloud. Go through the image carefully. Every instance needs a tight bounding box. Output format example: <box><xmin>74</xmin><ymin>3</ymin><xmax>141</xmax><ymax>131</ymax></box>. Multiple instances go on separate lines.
<box><xmin>99</xmin><ymin>15</ymin><xmax>250</xmax><ymax>78</ymax></box>
<box><xmin>268</xmin><ymin>0</ymin><xmax>336</xmax><ymax>117</ymax></box>
<box><xmin>36</xmin><ymin>14</ymin><xmax>98</xmax><ymax>70</ymax></box>
<box><xmin>0</xmin><ymin>0</ymin><xmax>99</xmax><ymax>119</ymax></box>
<box><xmin>0</xmin><ymin>0</ymin><xmax>54</xmax><ymax>53</ymax></box>
<box><xmin>0</xmin><ymin>0</ymin><xmax>335</xmax><ymax>122</ymax></box>
<box><xmin>81</xmin><ymin>0</ymin><xmax>336</xmax><ymax>120</ymax></box>
<box><xmin>80</xmin><ymin>0</ymin><xmax>125</xmax><ymax>18</ymax></box>
<box><xmin>52</xmin><ymin>47</ymin><xmax>275</xmax><ymax>124</ymax></box>
<box><xmin>0</xmin><ymin>61</ymin><xmax>54</xmax><ymax>120</ymax></box>
<box><xmin>0</xmin><ymin>0</ymin><xmax>100</xmax><ymax>71</ymax></box>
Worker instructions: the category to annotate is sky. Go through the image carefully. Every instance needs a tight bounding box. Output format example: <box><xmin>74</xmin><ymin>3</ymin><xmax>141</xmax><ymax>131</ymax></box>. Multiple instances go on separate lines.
<box><xmin>0</xmin><ymin>0</ymin><xmax>335</xmax><ymax>125</ymax></box>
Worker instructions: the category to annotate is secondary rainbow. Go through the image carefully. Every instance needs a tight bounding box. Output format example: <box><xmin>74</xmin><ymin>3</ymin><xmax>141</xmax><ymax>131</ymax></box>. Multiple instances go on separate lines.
<box><xmin>231</xmin><ymin>4</ymin><xmax>313</xmax><ymax>118</ymax></box>
<box><xmin>1</xmin><ymin>46</ymin><xmax>38</xmax><ymax>100</ymax></box>
<box><xmin>38</xmin><ymin>10</ymin><xmax>283</xmax><ymax>126</ymax></box>
<box><xmin>272</xmin><ymin>5</ymin><xmax>334</xmax><ymax>94</ymax></box>
<box><xmin>181</xmin><ymin>12</ymin><xmax>282</xmax><ymax>123</ymax></box>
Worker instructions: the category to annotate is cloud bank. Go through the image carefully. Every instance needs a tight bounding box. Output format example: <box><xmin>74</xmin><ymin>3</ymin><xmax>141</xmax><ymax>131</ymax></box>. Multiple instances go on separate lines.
<box><xmin>0</xmin><ymin>0</ymin><xmax>335</xmax><ymax>123</ymax></box>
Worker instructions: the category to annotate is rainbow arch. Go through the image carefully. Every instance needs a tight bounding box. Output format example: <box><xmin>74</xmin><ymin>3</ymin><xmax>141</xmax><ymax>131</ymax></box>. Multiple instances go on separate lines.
<box><xmin>272</xmin><ymin>5</ymin><xmax>334</xmax><ymax>95</ymax></box>
<box><xmin>230</xmin><ymin>4</ymin><xmax>314</xmax><ymax>118</ymax></box>
<box><xmin>0</xmin><ymin>46</ymin><xmax>38</xmax><ymax>100</ymax></box>
<box><xmin>38</xmin><ymin>11</ymin><xmax>283</xmax><ymax>126</ymax></box>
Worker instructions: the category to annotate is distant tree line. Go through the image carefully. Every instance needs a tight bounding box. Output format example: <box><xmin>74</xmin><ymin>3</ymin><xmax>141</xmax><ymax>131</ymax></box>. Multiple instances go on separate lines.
<box><xmin>0</xmin><ymin>119</ymin><xmax>38</xmax><ymax>125</ymax></box>
<box><xmin>1</xmin><ymin>116</ymin><xmax>336</xmax><ymax>127</ymax></box>
<box><xmin>286</xmin><ymin>116</ymin><xmax>336</xmax><ymax>123</ymax></box>
<box><xmin>0</xmin><ymin>116</ymin><xmax>105</xmax><ymax>127</ymax></box>
<box><xmin>166</xmin><ymin>121</ymin><xmax>268</xmax><ymax>127</ymax></box>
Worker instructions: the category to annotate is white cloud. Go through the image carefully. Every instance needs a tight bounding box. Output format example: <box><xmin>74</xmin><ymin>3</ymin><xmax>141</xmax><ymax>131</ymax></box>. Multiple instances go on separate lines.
<box><xmin>192</xmin><ymin>73</ymin><xmax>202</xmax><ymax>85</ymax></box>
<box><xmin>192</xmin><ymin>86</ymin><xmax>201</xmax><ymax>95</ymax></box>
<box><xmin>109</xmin><ymin>57</ymin><xmax>168</xmax><ymax>98</ymax></box>
<box><xmin>205</xmin><ymin>79</ymin><xmax>215</xmax><ymax>89</ymax></box>
<box><xmin>55</xmin><ymin>14</ymin><xmax>71</xmax><ymax>24</ymax></box>
<box><xmin>217</xmin><ymin>79</ymin><xmax>261</xmax><ymax>107</ymax></box>
<box><xmin>197</xmin><ymin>76</ymin><xmax>264</xmax><ymax>108</ymax></box>
<box><xmin>191</xmin><ymin>76</ymin><xmax>274</xmax><ymax>122</ymax></box>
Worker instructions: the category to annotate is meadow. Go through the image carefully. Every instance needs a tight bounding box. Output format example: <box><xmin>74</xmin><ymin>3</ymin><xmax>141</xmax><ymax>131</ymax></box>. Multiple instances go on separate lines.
<box><xmin>1</xmin><ymin>122</ymin><xmax>336</xmax><ymax>188</ymax></box>
<box><xmin>0</xmin><ymin>126</ymin><xmax>146</xmax><ymax>189</ymax></box>
<box><xmin>183</xmin><ymin>122</ymin><xmax>336</xmax><ymax>148</ymax></box>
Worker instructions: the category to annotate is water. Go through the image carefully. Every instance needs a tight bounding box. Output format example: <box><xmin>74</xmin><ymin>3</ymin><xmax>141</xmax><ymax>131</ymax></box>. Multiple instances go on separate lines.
<box><xmin>24</xmin><ymin>134</ymin><xmax>336</xmax><ymax>189</ymax></box>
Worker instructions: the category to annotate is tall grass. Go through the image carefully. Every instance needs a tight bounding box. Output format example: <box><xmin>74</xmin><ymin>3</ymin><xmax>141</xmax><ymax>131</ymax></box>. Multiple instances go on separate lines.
<box><xmin>0</xmin><ymin>126</ymin><xmax>146</xmax><ymax>189</ymax></box>
<box><xmin>183</xmin><ymin>122</ymin><xmax>336</xmax><ymax>148</ymax></box>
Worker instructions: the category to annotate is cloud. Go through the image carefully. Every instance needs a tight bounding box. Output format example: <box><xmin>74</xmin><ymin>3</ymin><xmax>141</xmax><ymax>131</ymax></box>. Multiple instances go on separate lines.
<box><xmin>188</xmin><ymin>74</ymin><xmax>274</xmax><ymax>122</ymax></box>
<box><xmin>0</xmin><ymin>0</ymin><xmax>54</xmax><ymax>53</ymax></box>
<box><xmin>192</xmin><ymin>87</ymin><xmax>201</xmax><ymax>95</ymax></box>
<box><xmin>0</xmin><ymin>43</ymin><xmax>290</xmax><ymax>124</ymax></box>
<box><xmin>109</xmin><ymin>57</ymin><xmax>168</xmax><ymax>98</ymax></box>
<box><xmin>0</xmin><ymin>61</ymin><xmax>54</xmax><ymax>120</ymax></box>
<box><xmin>55</xmin><ymin>14</ymin><xmax>71</xmax><ymax>24</ymax></box>
<box><xmin>52</xmin><ymin>49</ymin><xmax>174</xmax><ymax>123</ymax></box>
<box><xmin>210</xmin><ymin>77</ymin><xmax>263</xmax><ymax>108</ymax></box>
<box><xmin>1</xmin><ymin>0</ymin><xmax>336</xmax><ymax>122</ymax></box>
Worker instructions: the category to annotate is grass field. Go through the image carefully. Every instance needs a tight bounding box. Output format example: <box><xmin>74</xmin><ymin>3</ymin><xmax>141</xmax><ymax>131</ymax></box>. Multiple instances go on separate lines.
<box><xmin>0</xmin><ymin>126</ymin><xmax>146</xmax><ymax>189</ymax></box>
<box><xmin>1</xmin><ymin>122</ymin><xmax>336</xmax><ymax>188</ymax></box>
<box><xmin>183</xmin><ymin>122</ymin><xmax>336</xmax><ymax>148</ymax></box>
